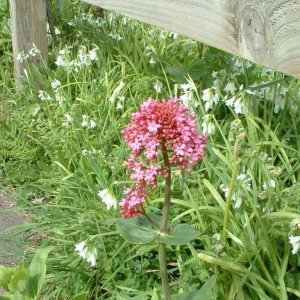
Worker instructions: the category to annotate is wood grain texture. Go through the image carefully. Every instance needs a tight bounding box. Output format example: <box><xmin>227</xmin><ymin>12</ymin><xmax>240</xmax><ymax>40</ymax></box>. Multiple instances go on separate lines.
<box><xmin>9</xmin><ymin>0</ymin><xmax>48</xmax><ymax>86</ymax></box>
<box><xmin>81</xmin><ymin>0</ymin><xmax>300</xmax><ymax>79</ymax></box>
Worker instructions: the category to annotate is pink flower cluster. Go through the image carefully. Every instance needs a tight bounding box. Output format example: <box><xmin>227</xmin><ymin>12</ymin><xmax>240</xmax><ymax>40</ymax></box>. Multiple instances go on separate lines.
<box><xmin>120</xmin><ymin>98</ymin><xmax>207</xmax><ymax>218</ymax></box>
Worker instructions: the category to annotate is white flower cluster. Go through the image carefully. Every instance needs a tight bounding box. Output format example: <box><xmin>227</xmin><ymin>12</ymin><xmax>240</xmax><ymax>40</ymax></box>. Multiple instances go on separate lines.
<box><xmin>81</xmin><ymin>114</ymin><xmax>97</xmax><ymax>129</ymax></box>
<box><xmin>108</xmin><ymin>33</ymin><xmax>123</xmax><ymax>41</ymax></box>
<box><xmin>68</xmin><ymin>13</ymin><xmax>105</xmax><ymax>28</ymax></box>
<box><xmin>17</xmin><ymin>43</ymin><xmax>41</xmax><ymax>63</ymax></box>
<box><xmin>55</xmin><ymin>45</ymin><xmax>99</xmax><ymax>72</ymax></box>
<box><xmin>75</xmin><ymin>241</ymin><xmax>97</xmax><ymax>266</ymax></box>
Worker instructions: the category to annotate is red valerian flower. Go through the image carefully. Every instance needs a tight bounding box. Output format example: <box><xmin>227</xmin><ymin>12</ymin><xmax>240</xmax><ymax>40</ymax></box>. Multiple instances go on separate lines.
<box><xmin>120</xmin><ymin>98</ymin><xmax>207</xmax><ymax>218</ymax></box>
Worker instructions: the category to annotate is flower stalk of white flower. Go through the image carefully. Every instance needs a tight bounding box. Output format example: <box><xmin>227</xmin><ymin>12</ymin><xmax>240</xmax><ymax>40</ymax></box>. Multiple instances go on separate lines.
<box><xmin>75</xmin><ymin>241</ymin><xmax>97</xmax><ymax>266</ymax></box>
<box><xmin>98</xmin><ymin>189</ymin><xmax>118</xmax><ymax>210</ymax></box>
<box><xmin>289</xmin><ymin>236</ymin><xmax>300</xmax><ymax>255</ymax></box>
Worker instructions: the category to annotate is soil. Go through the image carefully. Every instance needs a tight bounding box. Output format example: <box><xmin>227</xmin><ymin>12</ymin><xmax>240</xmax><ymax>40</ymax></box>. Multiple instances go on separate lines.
<box><xmin>0</xmin><ymin>189</ymin><xmax>28</xmax><ymax>295</ymax></box>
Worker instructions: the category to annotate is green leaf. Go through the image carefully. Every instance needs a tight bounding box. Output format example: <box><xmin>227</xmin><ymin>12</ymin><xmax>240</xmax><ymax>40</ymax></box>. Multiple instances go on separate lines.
<box><xmin>116</xmin><ymin>216</ymin><xmax>158</xmax><ymax>244</ymax></box>
<box><xmin>0</xmin><ymin>295</ymin><xmax>12</xmax><ymax>300</ymax></box>
<box><xmin>157</xmin><ymin>224</ymin><xmax>198</xmax><ymax>245</ymax></box>
<box><xmin>8</xmin><ymin>266</ymin><xmax>29</xmax><ymax>294</ymax></box>
<box><xmin>166</xmin><ymin>66</ymin><xmax>187</xmax><ymax>83</ymax></box>
<box><xmin>28</xmin><ymin>246</ymin><xmax>53</xmax><ymax>299</ymax></box>
<box><xmin>70</xmin><ymin>291</ymin><xmax>89</xmax><ymax>300</ymax></box>
<box><xmin>151</xmin><ymin>287</ymin><xmax>159</xmax><ymax>300</ymax></box>
<box><xmin>0</xmin><ymin>266</ymin><xmax>15</xmax><ymax>291</ymax></box>
<box><xmin>172</xmin><ymin>275</ymin><xmax>216</xmax><ymax>300</ymax></box>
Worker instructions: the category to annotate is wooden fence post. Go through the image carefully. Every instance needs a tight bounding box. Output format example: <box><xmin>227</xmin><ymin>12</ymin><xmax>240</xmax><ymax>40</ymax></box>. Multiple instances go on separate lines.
<box><xmin>9</xmin><ymin>0</ymin><xmax>48</xmax><ymax>87</ymax></box>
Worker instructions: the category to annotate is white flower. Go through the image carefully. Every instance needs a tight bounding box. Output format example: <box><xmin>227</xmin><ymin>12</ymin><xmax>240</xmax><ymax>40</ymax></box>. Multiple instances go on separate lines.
<box><xmin>154</xmin><ymin>80</ymin><xmax>163</xmax><ymax>93</ymax></box>
<box><xmin>225</xmin><ymin>96</ymin><xmax>244</xmax><ymax>114</ymax></box>
<box><xmin>262</xmin><ymin>179</ymin><xmax>275</xmax><ymax>190</ymax></box>
<box><xmin>89</xmin><ymin>48</ymin><xmax>98</xmax><ymax>61</ymax></box>
<box><xmin>51</xmin><ymin>79</ymin><xmax>61</xmax><ymax>92</ymax></box>
<box><xmin>116</xmin><ymin>102</ymin><xmax>124</xmax><ymax>110</ymax></box>
<box><xmin>81</xmin><ymin>114</ymin><xmax>88</xmax><ymax>128</ymax></box>
<box><xmin>75</xmin><ymin>241</ymin><xmax>98</xmax><ymax>266</ymax></box>
<box><xmin>224</xmin><ymin>82</ymin><xmax>236</xmax><ymax>95</ymax></box>
<box><xmin>280</xmin><ymin>87</ymin><xmax>288</xmax><ymax>96</ymax></box>
<box><xmin>28</xmin><ymin>43</ymin><xmax>41</xmax><ymax>57</ymax></box>
<box><xmin>202</xmin><ymin>88</ymin><xmax>219</xmax><ymax>111</ymax></box>
<box><xmin>109</xmin><ymin>81</ymin><xmax>125</xmax><ymax>103</ymax></box>
<box><xmin>274</xmin><ymin>98</ymin><xmax>286</xmax><ymax>113</ymax></box>
<box><xmin>38</xmin><ymin>90</ymin><xmax>52</xmax><ymax>101</ymax></box>
<box><xmin>289</xmin><ymin>236</ymin><xmax>300</xmax><ymax>255</ymax></box>
<box><xmin>90</xmin><ymin>119</ymin><xmax>97</xmax><ymax>129</ymax></box>
<box><xmin>59</xmin><ymin>48</ymin><xmax>70</xmax><ymax>56</ymax></box>
<box><xmin>17</xmin><ymin>51</ymin><xmax>29</xmax><ymax>63</ymax></box>
<box><xmin>149</xmin><ymin>57</ymin><xmax>156</xmax><ymax>64</ymax></box>
<box><xmin>169</xmin><ymin>32</ymin><xmax>178</xmax><ymax>39</ymax></box>
<box><xmin>201</xmin><ymin>114</ymin><xmax>216</xmax><ymax>135</ymax></box>
<box><xmin>108</xmin><ymin>33</ymin><xmax>122</xmax><ymax>40</ymax></box>
<box><xmin>78</xmin><ymin>47</ymin><xmax>89</xmax><ymax>66</ymax></box>
<box><xmin>75</xmin><ymin>241</ymin><xmax>86</xmax><ymax>253</ymax></box>
<box><xmin>221</xmin><ymin>185</ymin><xmax>242</xmax><ymax>209</ymax></box>
<box><xmin>54</xmin><ymin>27</ymin><xmax>61</xmax><ymax>35</ymax></box>
<box><xmin>55</xmin><ymin>56</ymin><xmax>68</xmax><ymax>67</ymax></box>
<box><xmin>63</xmin><ymin>113</ymin><xmax>72</xmax><ymax>128</ymax></box>
<box><xmin>98</xmin><ymin>189</ymin><xmax>117</xmax><ymax>210</ymax></box>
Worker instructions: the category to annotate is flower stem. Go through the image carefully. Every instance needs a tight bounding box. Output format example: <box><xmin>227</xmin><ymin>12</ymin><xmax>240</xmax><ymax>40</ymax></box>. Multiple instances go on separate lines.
<box><xmin>158</xmin><ymin>143</ymin><xmax>171</xmax><ymax>300</ymax></box>
<box><xmin>141</xmin><ymin>210</ymin><xmax>160</xmax><ymax>229</ymax></box>
<box><xmin>158</xmin><ymin>242</ymin><xmax>171</xmax><ymax>300</ymax></box>
<box><xmin>161</xmin><ymin>144</ymin><xmax>171</xmax><ymax>231</ymax></box>
<box><xmin>223</xmin><ymin>132</ymin><xmax>246</xmax><ymax>246</ymax></box>
<box><xmin>222</xmin><ymin>159</ymin><xmax>240</xmax><ymax>245</ymax></box>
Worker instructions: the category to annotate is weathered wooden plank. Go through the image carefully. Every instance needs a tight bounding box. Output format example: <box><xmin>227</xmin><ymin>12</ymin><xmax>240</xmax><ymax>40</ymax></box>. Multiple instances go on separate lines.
<box><xmin>81</xmin><ymin>0</ymin><xmax>300</xmax><ymax>80</ymax></box>
<box><xmin>9</xmin><ymin>0</ymin><xmax>48</xmax><ymax>86</ymax></box>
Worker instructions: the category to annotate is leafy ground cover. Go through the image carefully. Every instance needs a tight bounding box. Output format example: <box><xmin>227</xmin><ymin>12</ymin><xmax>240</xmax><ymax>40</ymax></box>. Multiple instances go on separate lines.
<box><xmin>0</xmin><ymin>1</ymin><xmax>300</xmax><ymax>299</ymax></box>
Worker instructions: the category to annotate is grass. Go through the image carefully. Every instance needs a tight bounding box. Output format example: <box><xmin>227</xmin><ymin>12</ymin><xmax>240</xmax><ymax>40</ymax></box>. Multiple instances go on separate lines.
<box><xmin>0</xmin><ymin>1</ymin><xmax>300</xmax><ymax>299</ymax></box>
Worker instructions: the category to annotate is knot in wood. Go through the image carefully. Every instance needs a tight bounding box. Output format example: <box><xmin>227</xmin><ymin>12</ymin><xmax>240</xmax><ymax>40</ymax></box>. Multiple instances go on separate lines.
<box><xmin>240</xmin><ymin>6</ymin><xmax>268</xmax><ymax>64</ymax></box>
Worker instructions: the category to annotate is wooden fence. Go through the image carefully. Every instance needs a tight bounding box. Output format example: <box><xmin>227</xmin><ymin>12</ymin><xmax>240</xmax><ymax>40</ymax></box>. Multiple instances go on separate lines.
<box><xmin>9</xmin><ymin>0</ymin><xmax>300</xmax><ymax>85</ymax></box>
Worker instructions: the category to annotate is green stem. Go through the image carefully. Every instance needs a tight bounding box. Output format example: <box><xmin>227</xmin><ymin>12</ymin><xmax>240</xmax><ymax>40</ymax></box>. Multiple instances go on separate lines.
<box><xmin>158</xmin><ymin>242</ymin><xmax>171</xmax><ymax>300</ymax></box>
<box><xmin>142</xmin><ymin>210</ymin><xmax>160</xmax><ymax>229</ymax></box>
<box><xmin>223</xmin><ymin>132</ymin><xmax>246</xmax><ymax>246</ymax></box>
<box><xmin>161</xmin><ymin>145</ymin><xmax>171</xmax><ymax>231</ymax></box>
<box><xmin>222</xmin><ymin>159</ymin><xmax>240</xmax><ymax>245</ymax></box>
<box><xmin>158</xmin><ymin>143</ymin><xmax>171</xmax><ymax>300</ymax></box>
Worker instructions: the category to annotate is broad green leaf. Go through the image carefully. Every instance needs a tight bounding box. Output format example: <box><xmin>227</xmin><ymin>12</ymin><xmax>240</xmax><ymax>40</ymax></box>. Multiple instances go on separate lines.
<box><xmin>0</xmin><ymin>266</ymin><xmax>15</xmax><ymax>291</ymax></box>
<box><xmin>116</xmin><ymin>216</ymin><xmax>158</xmax><ymax>244</ymax></box>
<box><xmin>28</xmin><ymin>246</ymin><xmax>53</xmax><ymax>298</ymax></box>
<box><xmin>172</xmin><ymin>275</ymin><xmax>216</xmax><ymax>300</ymax></box>
<box><xmin>151</xmin><ymin>287</ymin><xmax>159</xmax><ymax>300</ymax></box>
<box><xmin>8</xmin><ymin>266</ymin><xmax>29</xmax><ymax>294</ymax></box>
<box><xmin>157</xmin><ymin>224</ymin><xmax>198</xmax><ymax>245</ymax></box>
